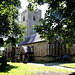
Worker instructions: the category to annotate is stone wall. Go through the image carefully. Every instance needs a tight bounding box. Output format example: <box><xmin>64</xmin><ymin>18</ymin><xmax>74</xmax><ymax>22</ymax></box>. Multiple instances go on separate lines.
<box><xmin>21</xmin><ymin>41</ymin><xmax>49</xmax><ymax>61</ymax></box>
<box><xmin>61</xmin><ymin>44</ymin><xmax>75</xmax><ymax>62</ymax></box>
<box><xmin>21</xmin><ymin>9</ymin><xmax>41</xmax><ymax>36</ymax></box>
<box><xmin>28</xmin><ymin>9</ymin><xmax>41</xmax><ymax>35</ymax></box>
<box><xmin>6</xmin><ymin>42</ymin><xmax>75</xmax><ymax>62</ymax></box>
<box><xmin>6</xmin><ymin>40</ymin><xmax>63</xmax><ymax>62</ymax></box>
<box><xmin>26</xmin><ymin>42</ymin><xmax>49</xmax><ymax>55</ymax></box>
<box><xmin>34</xmin><ymin>56</ymin><xmax>50</xmax><ymax>62</ymax></box>
<box><xmin>21</xmin><ymin>41</ymin><xmax>62</xmax><ymax>62</ymax></box>
<box><xmin>70</xmin><ymin>44</ymin><xmax>75</xmax><ymax>55</ymax></box>
<box><xmin>69</xmin><ymin>44</ymin><xmax>75</xmax><ymax>62</ymax></box>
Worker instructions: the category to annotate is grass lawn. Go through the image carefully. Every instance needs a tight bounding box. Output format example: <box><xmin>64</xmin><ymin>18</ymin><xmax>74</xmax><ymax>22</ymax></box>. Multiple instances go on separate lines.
<box><xmin>60</xmin><ymin>63</ymin><xmax>75</xmax><ymax>68</ymax></box>
<box><xmin>0</xmin><ymin>62</ymin><xmax>75</xmax><ymax>75</ymax></box>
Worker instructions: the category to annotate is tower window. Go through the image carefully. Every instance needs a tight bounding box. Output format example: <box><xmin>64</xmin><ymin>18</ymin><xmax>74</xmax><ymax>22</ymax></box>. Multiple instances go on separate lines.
<box><xmin>23</xmin><ymin>16</ymin><xmax>25</xmax><ymax>21</ymax></box>
<box><xmin>33</xmin><ymin>16</ymin><xmax>36</xmax><ymax>21</ymax></box>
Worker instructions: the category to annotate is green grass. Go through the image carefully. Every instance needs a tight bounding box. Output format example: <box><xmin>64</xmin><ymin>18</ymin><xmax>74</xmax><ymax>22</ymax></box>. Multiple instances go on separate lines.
<box><xmin>60</xmin><ymin>63</ymin><xmax>75</xmax><ymax>68</ymax></box>
<box><xmin>0</xmin><ymin>62</ymin><xmax>75</xmax><ymax>75</ymax></box>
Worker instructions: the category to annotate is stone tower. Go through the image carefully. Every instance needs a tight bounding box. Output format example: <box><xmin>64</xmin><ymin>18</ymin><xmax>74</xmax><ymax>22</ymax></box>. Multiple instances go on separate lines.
<box><xmin>21</xmin><ymin>9</ymin><xmax>41</xmax><ymax>36</ymax></box>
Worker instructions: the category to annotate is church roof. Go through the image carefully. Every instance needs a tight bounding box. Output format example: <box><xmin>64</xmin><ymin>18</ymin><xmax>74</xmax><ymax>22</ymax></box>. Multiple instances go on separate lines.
<box><xmin>22</xmin><ymin>46</ymin><xmax>31</xmax><ymax>53</ymax></box>
<box><xmin>18</xmin><ymin>33</ymin><xmax>45</xmax><ymax>45</ymax></box>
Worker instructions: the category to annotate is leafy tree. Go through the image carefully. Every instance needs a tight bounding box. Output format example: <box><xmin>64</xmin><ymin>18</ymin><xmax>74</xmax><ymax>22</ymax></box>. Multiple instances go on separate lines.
<box><xmin>27</xmin><ymin>0</ymin><xmax>75</xmax><ymax>47</ymax></box>
<box><xmin>0</xmin><ymin>0</ymin><xmax>26</xmax><ymax>47</ymax></box>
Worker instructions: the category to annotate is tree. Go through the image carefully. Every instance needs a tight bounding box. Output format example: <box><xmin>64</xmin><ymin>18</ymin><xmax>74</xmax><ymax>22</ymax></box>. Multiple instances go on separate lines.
<box><xmin>0</xmin><ymin>0</ymin><xmax>26</xmax><ymax>47</ymax></box>
<box><xmin>27</xmin><ymin>0</ymin><xmax>75</xmax><ymax>47</ymax></box>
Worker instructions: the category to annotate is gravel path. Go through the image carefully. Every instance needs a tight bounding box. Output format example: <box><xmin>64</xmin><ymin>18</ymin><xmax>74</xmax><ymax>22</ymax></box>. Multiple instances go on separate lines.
<box><xmin>28</xmin><ymin>63</ymin><xmax>75</xmax><ymax>75</ymax></box>
<box><xmin>34</xmin><ymin>71</ymin><xmax>73</xmax><ymax>75</ymax></box>
<box><xmin>28</xmin><ymin>63</ymin><xmax>75</xmax><ymax>71</ymax></box>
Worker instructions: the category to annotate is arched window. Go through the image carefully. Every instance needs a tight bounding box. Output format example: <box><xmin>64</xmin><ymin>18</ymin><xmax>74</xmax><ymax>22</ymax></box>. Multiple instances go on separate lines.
<box><xmin>33</xmin><ymin>16</ymin><xmax>36</xmax><ymax>21</ymax></box>
<box><xmin>23</xmin><ymin>16</ymin><xmax>25</xmax><ymax>21</ymax></box>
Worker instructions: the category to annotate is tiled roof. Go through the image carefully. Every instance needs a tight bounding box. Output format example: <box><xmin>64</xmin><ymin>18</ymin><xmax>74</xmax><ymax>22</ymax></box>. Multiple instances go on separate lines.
<box><xmin>18</xmin><ymin>33</ymin><xmax>45</xmax><ymax>45</ymax></box>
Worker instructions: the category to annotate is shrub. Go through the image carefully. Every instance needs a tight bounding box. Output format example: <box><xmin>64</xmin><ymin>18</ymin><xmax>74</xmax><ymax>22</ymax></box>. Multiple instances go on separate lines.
<box><xmin>7</xmin><ymin>58</ymin><xmax>10</xmax><ymax>62</ymax></box>
<box><xmin>1</xmin><ymin>56</ymin><xmax>7</xmax><ymax>65</ymax></box>
<box><xmin>16</xmin><ymin>58</ymin><xmax>20</xmax><ymax>62</ymax></box>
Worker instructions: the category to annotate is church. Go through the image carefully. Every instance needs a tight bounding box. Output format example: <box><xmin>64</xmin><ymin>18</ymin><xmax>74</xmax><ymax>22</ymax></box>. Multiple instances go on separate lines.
<box><xmin>18</xmin><ymin>9</ymin><xmax>64</xmax><ymax>62</ymax></box>
<box><xmin>6</xmin><ymin>9</ymin><xmax>75</xmax><ymax>62</ymax></box>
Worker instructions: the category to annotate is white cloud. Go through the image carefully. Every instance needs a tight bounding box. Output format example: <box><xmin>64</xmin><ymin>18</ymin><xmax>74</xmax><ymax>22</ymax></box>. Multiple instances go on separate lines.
<box><xmin>40</xmin><ymin>4</ymin><xmax>48</xmax><ymax>18</ymax></box>
<box><xmin>19</xmin><ymin>0</ymin><xmax>28</xmax><ymax>13</ymax></box>
<box><xmin>0</xmin><ymin>47</ymin><xmax>5</xmax><ymax>51</ymax></box>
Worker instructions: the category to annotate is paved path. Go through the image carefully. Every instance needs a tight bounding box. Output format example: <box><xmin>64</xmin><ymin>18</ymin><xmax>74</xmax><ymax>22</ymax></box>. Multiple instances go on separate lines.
<box><xmin>27</xmin><ymin>63</ymin><xmax>75</xmax><ymax>72</ymax></box>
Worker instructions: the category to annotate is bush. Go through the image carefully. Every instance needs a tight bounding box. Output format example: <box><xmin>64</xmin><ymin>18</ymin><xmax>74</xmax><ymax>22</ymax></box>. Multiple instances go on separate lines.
<box><xmin>16</xmin><ymin>58</ymin><xmax>20</xmax><ymax>62</ymax></box>
<box><xmin>2</xmin><ymin>56</ymin><xmax>7</xmax><ymax>65</ymax></box>
<box><xmin>7</xmin><ymin>58</ymin><xmax>10</xmax><ymax>62</ymax></box>
<box><xmin>23</xmin><ymin>60</ymin><xmax>27</xmax><ymax>63</ymax></box>
<box><xmin>11</xmin><ymin>57</ymin><xmax>15</xmax><ymax>62</ymax></box>
<box><xmin>23</xmin><ymin>58</ymin><xmax>28</xmax><ymax>63</ymax></box>
<box><xmin>11</xmin><ymin>59</ymin><xmax>15</xmax><ymax>62</ymax></box>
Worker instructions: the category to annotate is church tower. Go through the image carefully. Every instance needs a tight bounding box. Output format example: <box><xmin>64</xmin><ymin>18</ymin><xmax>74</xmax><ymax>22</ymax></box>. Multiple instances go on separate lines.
<box><xmin>21</xmin><ymin>9</ymin><xmax>41</xmax><ymax>36</ymax></box>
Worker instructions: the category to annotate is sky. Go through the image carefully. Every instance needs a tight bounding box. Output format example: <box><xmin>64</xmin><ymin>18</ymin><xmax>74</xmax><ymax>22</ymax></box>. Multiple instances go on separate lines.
<box><xmin>19</xmin><ymin>0</ymin><xmax>48</xmax><ymax>18</ymax></box>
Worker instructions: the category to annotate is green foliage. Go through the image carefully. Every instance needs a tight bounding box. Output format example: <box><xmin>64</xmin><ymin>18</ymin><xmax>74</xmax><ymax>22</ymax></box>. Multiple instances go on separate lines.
<box><xmin>0</xmin><ymin>38</ymin><xmax>4</xmax><ymax>47</ymax></box>
<box><xmin>0</xmin><ymin>0</ymin><xmax>26</xmax><ymax>47</ymax></box>
<box><xmin>27</xmin><ymin>0</ymin><xmax>75</xmax><ymax>47</ymax></box>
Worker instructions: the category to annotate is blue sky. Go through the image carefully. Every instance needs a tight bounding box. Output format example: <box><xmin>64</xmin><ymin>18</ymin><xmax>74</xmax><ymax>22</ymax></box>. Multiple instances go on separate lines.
<box><xmin>19</xmin><ymin>0</ymin><xmax>48</xmax><ymax>18</ymax></box>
